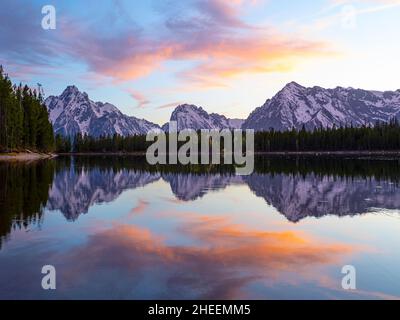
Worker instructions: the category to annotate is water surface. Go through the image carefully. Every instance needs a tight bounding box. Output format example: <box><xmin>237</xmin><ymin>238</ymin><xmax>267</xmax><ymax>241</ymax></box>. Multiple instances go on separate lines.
<box><xmin>1</xmin><ymin>156</ymin><xmax>400</xmax><ymax>299</ymax></box>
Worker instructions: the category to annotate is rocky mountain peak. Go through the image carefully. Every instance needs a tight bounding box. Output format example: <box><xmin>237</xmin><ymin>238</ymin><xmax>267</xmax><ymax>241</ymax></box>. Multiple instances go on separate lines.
<box><xmin>242</xmin><ymin>82</ymin><xmax>400</xmax><ymax>131</ymax></box>
<box><xmin>163</xmin><ymin>104</ymin><xmax>244</xmax><ymax>131</ymax></box>
<box><xmin>45</xmin><ymin>87</ymin><xmax>160</xmax><ymax>137</ymax></box>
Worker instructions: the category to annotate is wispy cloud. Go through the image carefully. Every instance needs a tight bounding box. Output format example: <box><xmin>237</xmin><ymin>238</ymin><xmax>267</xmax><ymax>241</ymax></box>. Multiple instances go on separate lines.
<box><xmin>157</xmin><ymin>102</ymin><xmax>183</xmax><ymax>109</ymax></box>
<box><xmin>0</xmin><ymin>0</ymin><xmax>334</xmax><ymax>89</ymax></box>
<box><xmin>302</xmin><ymin>0</ymin><xmax>400</xmax><ymax>32</ymax></box>
<box><xmin>128</xmin><ymin>89</ymin><xmax>150</xmax><ymax>108</ymax></box>
<box><xmin>127</xmin><ymin>199</ymin><xmax>149</xmax><ymax>217</ymax></box>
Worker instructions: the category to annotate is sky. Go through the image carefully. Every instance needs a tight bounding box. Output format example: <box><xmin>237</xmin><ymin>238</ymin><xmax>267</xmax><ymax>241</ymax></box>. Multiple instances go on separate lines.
<box><xmin>1</xmin><ymin>0</ymin><xmax>400</xmax><ymax>125</ymax></box>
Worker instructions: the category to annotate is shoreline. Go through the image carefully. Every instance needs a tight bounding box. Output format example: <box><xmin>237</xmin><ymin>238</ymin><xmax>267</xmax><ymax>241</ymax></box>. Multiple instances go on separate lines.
<box><xmin>58</xmin><ymin>150</ymin><xmax>400</xmax><ymax>156</ymax></box>
<box><xmin>2</xmin><ymin>150</ymin><xmax>400</xmax><ymax>160</ymax></box>
<box><xmin>0</xmin><ymin>152</ymin><xmax>57</xmax><ymax>162</ymax></box>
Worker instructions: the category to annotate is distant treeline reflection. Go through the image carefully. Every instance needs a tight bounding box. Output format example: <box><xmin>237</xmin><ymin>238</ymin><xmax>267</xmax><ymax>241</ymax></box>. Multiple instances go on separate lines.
<box><xmin>59</xmin><ymin>155</ymin><xmax>400</xmax><ymax>182</ymax></box>
<box><xmin>1</xmin><ymin>156</ymin><xmax>400</xmax><ymax>248</ymax></box>
<box><xmin>253</xmin><ymin>156</ymin><xmax>400</xmax><ymax>182</ymax></box>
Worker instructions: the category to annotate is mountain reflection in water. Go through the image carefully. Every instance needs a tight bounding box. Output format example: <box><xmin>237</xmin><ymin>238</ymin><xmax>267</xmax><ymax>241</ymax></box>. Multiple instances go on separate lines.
<box><xmin>44</xmin><ymin>157</ymin><xmax>400</xmax><ymax>221</ymax></box>
<box><xmin>0</xmin><ymin>156</ymin><xmax>400</xmax><ymax>299</ymax></box>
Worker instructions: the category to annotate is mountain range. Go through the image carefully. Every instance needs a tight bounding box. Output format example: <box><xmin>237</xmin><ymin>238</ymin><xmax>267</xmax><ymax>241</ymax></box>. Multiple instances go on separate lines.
<box><xmin>45</xmin><ymin>82</ymin><xmax>400</xmax><ymax>137</ymax></box>
<box><xmin>243</xmin><ymin>82</ymin><xmax>400</xmax><ymax>131</ymax></box>
<box><xmin>47</xmin><ymin>166</ymin><xmax>400</xmax><ymax>223</ymax></box>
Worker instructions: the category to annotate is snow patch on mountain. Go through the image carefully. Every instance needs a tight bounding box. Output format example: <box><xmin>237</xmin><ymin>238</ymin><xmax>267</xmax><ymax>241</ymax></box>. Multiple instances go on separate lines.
<box><xmin>45</xmin><ymin>86</ymin><xmax>160</xmax><ymax>137</ymax></box>
<box><xmin>242</xmin><ymin>82</ymin><xmax>400</xmax><ymax>131</ymax></box>
<box><xmin>162</xmin><ymin>104</ymin><xmax>244</xmax><ymax>131</ymax></box>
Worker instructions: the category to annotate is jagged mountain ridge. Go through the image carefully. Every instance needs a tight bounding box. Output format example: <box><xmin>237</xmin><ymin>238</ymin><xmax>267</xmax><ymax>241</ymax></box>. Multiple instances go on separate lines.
<box><xmin>47</xmin><ymin>167</ymin><xmax>161</xmax><ymax>221</ymax></box>
<box><xmin>46</xmin><ymin>167</ymin><xmax>400</xmax><ymax>222</ymax></box>
<box><xmin>45</xmin><ymin>86</ymin><xmax>161</xmax><ymax>137</ymax></box>
<box><xmin>162</xmin><ymin>172</ymin><xmax>243</xmax><ymax>201</ymax></box>
<box><xmin>242</xmin><ymin>82</ymin><xmax>400</xmax><ymax>131</ymax></box>
<box><xmin>46</xmin><ymin>83</ymin><xmax>400</xmax><ymax>137</ymax></box>
<box><xmin>162</xmin><ymin>104</ymin><xmax>244</xmax><ymax>131</ymax></box>
<box><xmin>46</xmin><ymin>88</ymin><xmax>244</xmax><ymax>137</ymax></box>
<box><xmin>244</xmin><ymin>173</ymin><xmax>400</xmax><ymax>222</ymax></box>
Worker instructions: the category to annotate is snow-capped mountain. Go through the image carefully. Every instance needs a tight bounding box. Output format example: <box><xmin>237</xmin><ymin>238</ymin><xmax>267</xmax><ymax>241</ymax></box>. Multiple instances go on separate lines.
<box><xmin>242</xmin><ymin>82</ymin><xmax>400</xmax><ymax>131</ymax></box>
<box><xmin>45</xmin><ymin>86</ymin><xmax>160</xmax><ymax>137</ymax></box>
<box><xmin>44</xmin><ymin>165</ymin><xmax>400</xmax><ymax>222</ymax></box>
<box><xmin>46</xmin><ymin>82</ymin><xmax>400</xmax><ymax>136</ymax></box>
<box><xmin>162</xmin><ymin>172</ymin><xmax>242</xmax><ymax>201</ymax></box>
<box><xmin>244</xmin><ymin>173</ymin><xmax>400</xmax><ymax>222</ymax></box>
<box><xmin>47</xmin><ymin>166</ymin><xmax>161</xmax><ymax>220</ymax></box>
<box><xmin>162</xmin><ymin>104</ymin><xmax>244</xmax><ymax>131</ymax></box>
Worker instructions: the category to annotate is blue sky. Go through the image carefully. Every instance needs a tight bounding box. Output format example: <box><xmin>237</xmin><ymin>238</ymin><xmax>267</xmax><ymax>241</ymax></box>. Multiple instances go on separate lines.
<box><xmin>1</xmin><ymin>0</ymin><xmax>400</xmax><ymax>125</ymax></box>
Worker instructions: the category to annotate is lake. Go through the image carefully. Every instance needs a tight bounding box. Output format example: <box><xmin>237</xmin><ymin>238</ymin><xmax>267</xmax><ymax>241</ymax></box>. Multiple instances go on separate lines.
<box><xmin>0</xmin><ymin>156</ymin><xmax>400</xmax><ymax>299</ymax></box>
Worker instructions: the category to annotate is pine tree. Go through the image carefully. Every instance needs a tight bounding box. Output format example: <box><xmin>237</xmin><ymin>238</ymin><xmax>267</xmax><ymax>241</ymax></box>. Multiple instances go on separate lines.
<box><xmin>0</xmin><ymin>65</ymin><xmax>55</xmax><ymax>152</ymax></box>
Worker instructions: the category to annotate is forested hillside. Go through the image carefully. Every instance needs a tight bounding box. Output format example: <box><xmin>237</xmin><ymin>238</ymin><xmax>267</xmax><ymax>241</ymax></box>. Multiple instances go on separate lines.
<box><xmin>253</xmin><ymin>120</ymin><xmax>400</xmax><ymax>152</ymax></box>
<box><xmin>0</xmin><ymin>66</ymin><xmax>54</xmax><ymax>152</ymax></box>
<box><xmin>64</xmin><ymin>119</ymin><xmax>400</xmax><ymax>154</ymax></box>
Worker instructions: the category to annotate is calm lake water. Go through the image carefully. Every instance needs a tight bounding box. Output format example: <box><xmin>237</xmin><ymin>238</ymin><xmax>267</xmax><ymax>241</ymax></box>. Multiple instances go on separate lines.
<box><xmin>1</xmin><ymin>156</ymin><xmax>400</xmax><ymax>300</ymax></box>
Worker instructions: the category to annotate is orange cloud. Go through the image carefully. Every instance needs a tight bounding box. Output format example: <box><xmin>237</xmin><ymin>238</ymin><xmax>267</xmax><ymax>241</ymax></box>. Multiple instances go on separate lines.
<box><xmin>57</xmin><ymin>0</ymin><xmax>334</xmax><ymax>89</ymax></box>
<box><xmin>177</xmin><ymin>35</ymin><xmax>331</xmax><ymax>87</ymax></box>
<box><xmin>0</xmin><ymin>0</ymin><xmax>337</xmax><ymax>90</ymax></box>
<box><xmin>59</xmin><ymin>213</ymin><xmax>357</xmax><ymax>299</ymax></box>
<box><xmin>105</xmin><ymin>32</ymin><xmax>332</xmax><ymax>88</ymax></box>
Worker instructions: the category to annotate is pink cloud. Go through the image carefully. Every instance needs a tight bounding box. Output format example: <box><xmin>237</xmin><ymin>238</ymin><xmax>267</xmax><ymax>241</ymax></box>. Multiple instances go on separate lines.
<box><xmin>127</xmin><ymin>199</ymin><xmax>149</xmax><ymax>216</ymax></box>
<box><xmin>55</xmin><ymin>0</ymin><xmax>334</xmax><ymax>87</ymax></box>
<box><xmin>0</xmin><ymin>0</ymin><xmax>335</xmax><ymax>89</ymax></box>
<box><xmin>127</xmin><ymin>89</ymin><xmax>150</xmax><ymax>108</ymax></box>
<box><xmin>58</xmin><ymin>214</ymin><xmax>358</xmax><ymax>299</ymax></box>
<box><xmin>157</xmin><ymin>102</ymin><xmax>183</xmax><ymax>109</ymax></box>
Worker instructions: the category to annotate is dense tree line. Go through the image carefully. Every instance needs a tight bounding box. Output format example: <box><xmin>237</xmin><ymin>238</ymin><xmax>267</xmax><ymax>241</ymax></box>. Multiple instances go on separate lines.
<box><xmin>55</xmin><ymin>134</ymin><xmax>72</xmax><ymax>153</ymax></box>
<box><xmin>0</xmin><ymin>66</ymin><xmax>55</xmax><ymax>152</ymax></box>
<box><xmin>62</xmin><ymin>119</ymin><xmax>400</xmax><ymax>154</ymax></box>
<box><xmin>73</xmin><ymin>133</ymin><xmax>149</xmax><ymax>153</ymax></box>
<box><xmin>254</xmin><ymin>120</ymin><xmax>400</xmax><ymax>152</ymax></box>
<box><xmin>55</xmin><ymin>133</ymin><xmax>149</xmax><ymax>153</ymax></box>
<box><xmin>66</xmin><ymin>132</ymin><xmax>238</xmax><ymax>153</ymax></box>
